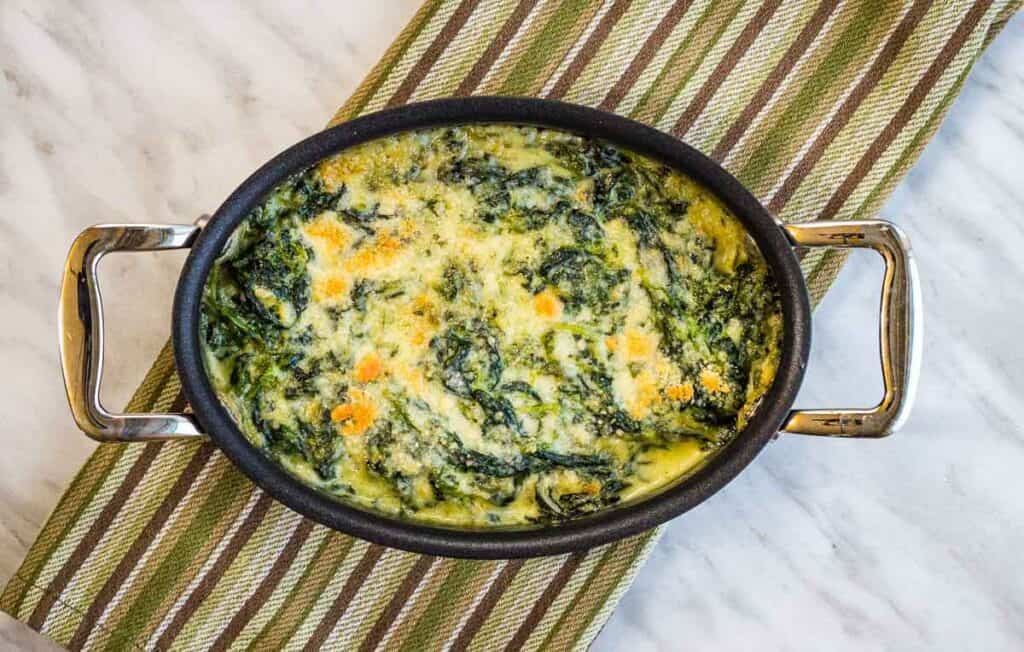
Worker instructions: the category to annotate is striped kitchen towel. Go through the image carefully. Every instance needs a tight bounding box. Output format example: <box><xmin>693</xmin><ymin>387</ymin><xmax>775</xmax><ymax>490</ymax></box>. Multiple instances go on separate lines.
<box><xmin>2</xmin><ymin>1</ymin><xmax>1018</xmax><ymax>650</ymax></box>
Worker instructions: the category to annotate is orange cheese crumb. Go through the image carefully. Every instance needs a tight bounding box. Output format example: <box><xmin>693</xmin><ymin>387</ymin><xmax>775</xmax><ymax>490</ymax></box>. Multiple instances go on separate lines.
<box><xmin>412</xmin><ymin>293</ymin><xmax>433</xmax><ymax>314</ymax></box>
<box><xmin>304</xmin><ymin>215</ymin><xmax>350</xmax><ymax>251</ymax></box>
<box><xmin>533</xmin><ymin>288</ymin><xmax>563</xmax><ymax>320</ymax></box>
<box><xmin>312</xmin><ymin>274</ymin><xmax>349</xmax><ymax>301</ymax></box>
<box><xmin>409</xmin><ymin>331</ymin><xmax>428</xmax><ymax>347</ymax></box>
<box><xmin>699</xmin><ymin>368</ymin><xmax>729</xmax><ymax>393</ymax></box>
<box><xmin>664</xmin><ymin>382</ymin><xmax>695</xmax><ymax>402</ymax></box>
<box><xmin>376</xmin><ymin>232</ymin><xmax>402</xmax><ymax>253</ymax></box>
<box><xmin>625</xmin><ymin>329</ymin><xmax>654</xmax><ymax>360</ymax></box>
<box><xmin>345</xmin><ymin>247</ymin><xmax>376</xmax><ymax>272</ymax></box>
<box><xmin>330</xmin><ymin>389</ymin><xmax>377</xmax><ymax>436</ymax></box>
<box><xmin>353</xmin><ymin>352</ymin><xmax>384</xmax><ymax>383</ymax></box>
<box><xmin>344</xmin><ymin>230</ymin><xmax>404</xmax><ymax>273</ymax></box>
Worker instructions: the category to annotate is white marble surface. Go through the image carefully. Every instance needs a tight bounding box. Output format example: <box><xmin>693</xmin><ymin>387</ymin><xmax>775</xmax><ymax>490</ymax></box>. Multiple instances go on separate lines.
<box><xmin>0</xmin><ymin>2</ymin><xmax>1021</xmax><ymax>650</ymax></box>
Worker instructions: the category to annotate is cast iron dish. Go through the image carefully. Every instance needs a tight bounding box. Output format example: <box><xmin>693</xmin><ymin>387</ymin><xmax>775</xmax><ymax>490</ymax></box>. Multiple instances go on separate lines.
<box><xmin>59</xmin><ymin>97</ymin><xmax>921</xmax><ymax>559</ymax></box>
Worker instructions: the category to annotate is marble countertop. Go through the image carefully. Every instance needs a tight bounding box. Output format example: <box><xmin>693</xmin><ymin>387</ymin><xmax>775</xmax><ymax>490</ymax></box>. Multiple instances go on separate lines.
<box><xmin>1</xmin><ymin>2</ymin><xmax>1021</xmax><ymax>650</ymax></box>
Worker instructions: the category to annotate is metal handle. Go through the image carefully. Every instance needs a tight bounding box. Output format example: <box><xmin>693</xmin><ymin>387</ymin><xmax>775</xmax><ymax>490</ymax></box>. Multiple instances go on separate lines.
<box><xmin>59</xmin><ymin>223</ymin><xmax>206</xmax><ymax>442</ymax></box>
<box><xmin>782</xmin><ymin>220</ymin><xmax>922</xmax><ymax>437</ymax></box>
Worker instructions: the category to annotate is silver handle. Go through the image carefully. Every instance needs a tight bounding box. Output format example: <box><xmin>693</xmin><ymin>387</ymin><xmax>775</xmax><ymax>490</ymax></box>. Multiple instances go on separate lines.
<box><xmin>782</xmin><ymin>220</ymin><xmax>922</xmax><ymax>437</ymax></box>
<box><xmin>59</xmin><ymin>223</ymin><xmax>206</xmax><ymax>442</ymax></box>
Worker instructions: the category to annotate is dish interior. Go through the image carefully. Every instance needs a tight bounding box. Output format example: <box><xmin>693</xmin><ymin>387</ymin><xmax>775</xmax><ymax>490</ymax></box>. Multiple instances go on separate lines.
<box><xmin>199</xmin><ymin>124</ymin><xmax>783</xmax><ymax>527</ymax></box>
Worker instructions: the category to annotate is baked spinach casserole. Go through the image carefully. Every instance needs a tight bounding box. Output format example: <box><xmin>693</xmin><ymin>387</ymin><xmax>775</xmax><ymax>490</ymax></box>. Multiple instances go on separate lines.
<box><xmin>200</xmin><ymin>125</ymin><xmax>783</xmax><ymax>527</ymax></box>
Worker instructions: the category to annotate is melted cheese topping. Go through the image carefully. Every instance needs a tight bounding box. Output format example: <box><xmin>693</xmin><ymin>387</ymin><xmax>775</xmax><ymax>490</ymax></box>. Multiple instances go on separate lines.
<box><xmin>201</xmin><ymin>125</ymin><xmax>783</xmax><ymax>527</ymax></box>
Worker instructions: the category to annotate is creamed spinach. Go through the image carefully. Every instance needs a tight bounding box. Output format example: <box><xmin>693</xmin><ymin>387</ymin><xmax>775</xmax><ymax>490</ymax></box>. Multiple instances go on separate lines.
<box><xmin>201</xmin><ymin>125</ymin><xmax>783</xmax><ymax>526</ymax></box>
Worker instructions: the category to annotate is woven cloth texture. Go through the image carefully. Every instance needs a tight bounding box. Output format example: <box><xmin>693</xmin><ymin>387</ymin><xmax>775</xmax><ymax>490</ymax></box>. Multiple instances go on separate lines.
<box><xmin>2</xmin><ymin>1</ymin><xmax>1019</xmax><ymax>650</ymax></box>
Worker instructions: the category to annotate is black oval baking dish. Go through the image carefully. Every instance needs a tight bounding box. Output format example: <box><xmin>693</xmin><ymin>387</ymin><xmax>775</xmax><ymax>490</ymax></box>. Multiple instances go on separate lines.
<box><xmin>59</xmin><ymin>97</ymin><xmax>921</xmax><ymax>559</ymax></box>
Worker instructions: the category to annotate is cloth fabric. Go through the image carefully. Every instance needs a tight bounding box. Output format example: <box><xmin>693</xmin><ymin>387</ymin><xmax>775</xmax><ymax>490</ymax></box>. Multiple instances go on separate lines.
<box><xmin>2</xmin><ymin>1</ymin><xmax>1018</xmax><ymax>650</ymax></box>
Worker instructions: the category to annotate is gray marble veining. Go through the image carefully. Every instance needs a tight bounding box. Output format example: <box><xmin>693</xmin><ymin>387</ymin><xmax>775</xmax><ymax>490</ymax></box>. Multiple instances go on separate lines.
<box><xmin>1</xmin><ymin>2</ymin><xmax>1021</xmax><ymax>650</ymax></box>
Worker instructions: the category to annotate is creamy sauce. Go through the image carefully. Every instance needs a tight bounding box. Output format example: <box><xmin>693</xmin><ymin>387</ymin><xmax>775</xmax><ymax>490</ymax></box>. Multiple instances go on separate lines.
<box><xmin>200</xmin><ymin>125</ymin><xmax>783</xmax><ymax>527</ymax></box>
